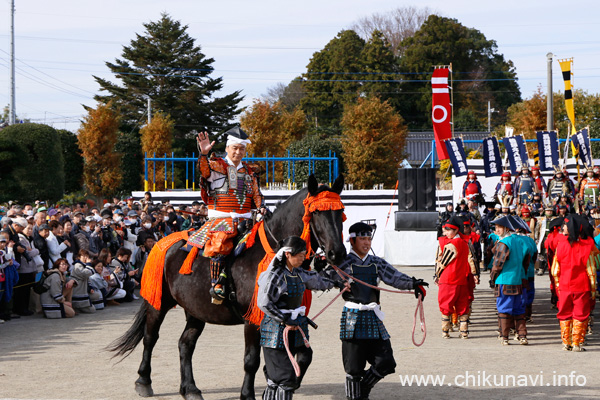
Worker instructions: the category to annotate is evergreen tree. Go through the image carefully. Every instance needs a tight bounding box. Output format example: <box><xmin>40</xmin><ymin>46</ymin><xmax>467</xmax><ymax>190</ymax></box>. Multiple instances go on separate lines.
<box><xmin>0</xmin><ymin>123</ymin><xmax>64</xmax><ymax>202</ymax></box>
<box><xmin>300</xmin><ymin>30</ymin><xmax>366</xmax><ymax>127</ymax></box>
<box><xmin>360</xmin><ymin>30</ymin><xmax>400</xmax><ymax>110</ymax></box>
<box><xmin>398</xmin><ymin>15</ymin><xmax>521</xmax><ymax>130</ymax></box>
<box><xmin>57</xmin><ymin>129</ymin><xmax>84</xmax><ymax>193</ymax></box>
<box><xmin>93</xmin><ymin>13</ymin><xmax>243</xmax><ymax>153</ymax></box>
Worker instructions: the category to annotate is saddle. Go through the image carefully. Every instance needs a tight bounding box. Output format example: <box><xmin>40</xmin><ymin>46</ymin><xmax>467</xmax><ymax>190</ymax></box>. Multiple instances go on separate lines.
<box><xmin>186</xmin><ymin>217</ymin><xmax>255</xmax><ymax>257</ymax></box>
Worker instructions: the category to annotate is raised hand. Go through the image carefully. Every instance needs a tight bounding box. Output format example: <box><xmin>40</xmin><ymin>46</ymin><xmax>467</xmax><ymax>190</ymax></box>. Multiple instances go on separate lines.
<box><xmin>196</xmin><ymin>131</ymin><xmax>215</xmax><ymax>155</ymax></box>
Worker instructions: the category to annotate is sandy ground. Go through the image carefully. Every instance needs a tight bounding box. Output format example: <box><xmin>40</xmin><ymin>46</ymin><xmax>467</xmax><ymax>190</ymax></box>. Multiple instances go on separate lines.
<box><xmin>1</xmin><ymin>266</ymin><xmax>599</xmax><ymax>400</ymax></box>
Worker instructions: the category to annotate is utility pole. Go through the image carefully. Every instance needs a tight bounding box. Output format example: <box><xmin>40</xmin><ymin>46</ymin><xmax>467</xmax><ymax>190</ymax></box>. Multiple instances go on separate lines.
<box><xmin>147</xmin><ymin>97</ymin><xmax>151</xmax><ymax>124</ymax></box>
<box><xmin>9</xmin><ymin>0</ymin><xmax>16</xmax><ymax>125</ymax></box>
<box><xmin>487</xmin><ymin>101</ymin><xmax>495</xmax><ymax>132</ymax></box>
<box><xmin>547</xmin><ymin>52</ymin><xmax>554</xmax><ymax>131</ymax></box>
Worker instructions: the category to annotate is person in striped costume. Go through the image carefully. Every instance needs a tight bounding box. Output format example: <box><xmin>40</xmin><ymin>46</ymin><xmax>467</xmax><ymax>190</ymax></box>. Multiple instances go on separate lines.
<box><xmin>196</xmin><ymin>127</ymin><xmax>266</xmax><ymax>302</ymax></box>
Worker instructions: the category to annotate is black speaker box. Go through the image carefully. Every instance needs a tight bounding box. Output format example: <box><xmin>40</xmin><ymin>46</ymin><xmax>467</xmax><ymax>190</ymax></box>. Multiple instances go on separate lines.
<box><xmin>397</xmin><ymin>168</ymin><xmax>437</xmax><ymax>212</ymax></box>
<box><xmin>394</xmin><ymin>211</ymin><xmax>438</xmax><ymax>231</ymax></box>
<box><xmin>397</xmin><ymin>169</ymin><xmax>417</xmax><ymax>211</ymax></box>
<box><xmin>415</xmin><ymin>168</ymin><xmax>437</xmax><ymax>212</ymax></box>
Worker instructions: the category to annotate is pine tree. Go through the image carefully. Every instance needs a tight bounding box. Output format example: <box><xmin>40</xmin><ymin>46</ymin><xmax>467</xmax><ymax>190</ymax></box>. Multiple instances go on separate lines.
<box><xmin>93</xmin><ymin>13</ymin><xmax>243</xmax><ymax>150</ymax></box>
<box><xmin>77</xmin><ymin>103</ymin><xmax>122</xmax><ymax>198</ymax></box>
<box><xmin>140</xmin><ymin>112</ymin><xmax>174</xmax><ymax>190</ymax></box>
<box><xmin>300</xmin><ymin>30</ymin><xmax>366</xmax><ymax>127</ymax></box>
<box><xmin>341</xmin><ymin>97</ymin><xmax>408</xmax><ymax>189</ymax></box>
<box><xmin>398</xmin><ymin>15</ymin><xmax>521</xmax><ymax>130</ymax></box>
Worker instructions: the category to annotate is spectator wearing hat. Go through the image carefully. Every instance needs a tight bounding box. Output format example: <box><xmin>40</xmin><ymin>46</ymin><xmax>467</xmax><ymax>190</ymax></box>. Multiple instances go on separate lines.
<box><xmin>74</xmin><ymin>217</ymin><xmax>103</xmax><ymax>257</ymax></box>
<box><xmin>71</xmin><ymin>211</ymin><xmax>84</xmax><ymax>234</ymax></box>
<box><xmin>13</xmin><ymin>224</ymin><xmax>41</xmax><ymax>316</ymax></box>
<box><xmin>48</xmin><ymin>208</ymin><xmax>61</xmax><ymax>221</ymax></box>
<box><xmin>3</xmin><ymin>217</ymin><xmax>29</xmax><ymax>265</ymax></box>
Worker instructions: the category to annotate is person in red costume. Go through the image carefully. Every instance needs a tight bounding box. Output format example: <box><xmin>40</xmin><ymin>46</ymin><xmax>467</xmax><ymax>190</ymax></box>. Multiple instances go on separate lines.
<box><xmin>494</xmin><ymin>171</ymin><xmax>513</xmax><ymax>207</ymax></box>
<box><xmin>551</xmin><ymin>215</ymin><xmax>598</xmax><ymax>351</ymax></box>
<box><xmin>462</xmin><ymin>171</ymin><xmax>482</xmax><ymax>203</ymax></box>
<box><xmin>531</xmin><ymin>166</ymin><xmax>547</xmax><ymax>194</ymax></box>
<box><xmin>435</xmin><ymin>216</ymin><xmax>479</xmax><ymax>339</ymax></box>
<box><xmin>545</xmin><ymin>217</ymin><xmax>564</xmax><ymax>308</ymax></box>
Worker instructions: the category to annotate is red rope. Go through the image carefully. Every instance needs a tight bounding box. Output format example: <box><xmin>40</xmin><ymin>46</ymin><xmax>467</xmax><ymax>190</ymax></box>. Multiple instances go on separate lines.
<box><xmin>283</xmin><ymin>326</ymin><xmax>310</xmax><ymax>377</ymax></box>
<box><xmin>328</xmin><ymin>264</ymin><xmax>427</xmax><ymax>347</ymax></box>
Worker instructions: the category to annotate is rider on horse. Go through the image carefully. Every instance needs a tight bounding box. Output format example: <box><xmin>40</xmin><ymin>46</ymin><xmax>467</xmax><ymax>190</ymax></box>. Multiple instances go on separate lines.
<box><xmin>196</xmin><ymin>127</ymin><xmax>267</xmax><ymax>302</ymax></box>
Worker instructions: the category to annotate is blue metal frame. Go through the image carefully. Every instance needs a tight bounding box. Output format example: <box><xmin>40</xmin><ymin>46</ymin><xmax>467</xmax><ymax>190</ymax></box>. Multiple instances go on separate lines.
<box><xmin>144</xmin><ymin>152</ymin><xmax>340</xmax><ymax>190</ymax></box>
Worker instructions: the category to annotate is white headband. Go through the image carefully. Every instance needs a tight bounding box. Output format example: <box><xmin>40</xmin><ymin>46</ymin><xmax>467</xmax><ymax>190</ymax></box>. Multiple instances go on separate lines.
<box><xmin>275</xmin><ymin>246</ymin><xmax>293</xmax><ymax>261</ymax></box>
<box><xmin>226</xmin><ymin>135</ymin><xmax>251</xmax><ymax>148</ymax></box>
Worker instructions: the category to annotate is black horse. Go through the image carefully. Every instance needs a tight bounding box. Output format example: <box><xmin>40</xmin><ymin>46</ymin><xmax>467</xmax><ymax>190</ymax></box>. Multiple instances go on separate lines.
<box><xmin>109</xmin><ymin>175</ymin><xmax>347</xmax><ymax>400</ymax></box>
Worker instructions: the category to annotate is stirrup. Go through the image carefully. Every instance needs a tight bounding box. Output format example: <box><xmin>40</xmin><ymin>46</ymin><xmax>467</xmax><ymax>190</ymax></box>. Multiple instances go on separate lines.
<box><xmin>210</xmin><ymin>284</ymin><xmax>226</xmax><ymax>302</ymax></box>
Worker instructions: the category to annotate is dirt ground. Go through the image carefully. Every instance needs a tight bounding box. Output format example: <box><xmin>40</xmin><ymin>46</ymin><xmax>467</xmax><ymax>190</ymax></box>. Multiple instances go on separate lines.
<box><xmin>1</xmin><ymin>266</ymin><xmax>599</xmax><ymax>400</ymax></box>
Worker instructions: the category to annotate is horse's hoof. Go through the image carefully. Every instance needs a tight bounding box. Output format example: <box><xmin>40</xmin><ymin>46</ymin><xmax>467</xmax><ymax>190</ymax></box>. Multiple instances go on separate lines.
<box><xmin>135</xmin><ymin>382</ymin><xmax>154</xmax><ymax>397</ymax></box>
<box><xmin>184</xmin><ymin>392</ymin><xmax>205</xmax><ymax>400</ymax></box>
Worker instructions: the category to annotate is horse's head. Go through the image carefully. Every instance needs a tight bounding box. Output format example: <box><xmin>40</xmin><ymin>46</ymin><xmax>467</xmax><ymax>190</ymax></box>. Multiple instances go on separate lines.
<box><xmin>306</xmin><ymin>174</ymin><xmax>347</xmax><ymax>265</ymax></box>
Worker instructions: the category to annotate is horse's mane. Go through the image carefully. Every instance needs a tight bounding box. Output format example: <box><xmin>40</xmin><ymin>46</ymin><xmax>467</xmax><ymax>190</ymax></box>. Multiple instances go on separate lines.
<box><xmin>263</xmin><ymin>183</ymin><xmax>334</xmax><ymax>224</ymax></box>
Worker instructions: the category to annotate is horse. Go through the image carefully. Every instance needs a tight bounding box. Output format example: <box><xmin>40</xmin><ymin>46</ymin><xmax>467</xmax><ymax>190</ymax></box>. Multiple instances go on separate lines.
<box><xmin>108</xmin><ymin>174</ymin><xmax>347</xmax><ymax>400</ymax></box>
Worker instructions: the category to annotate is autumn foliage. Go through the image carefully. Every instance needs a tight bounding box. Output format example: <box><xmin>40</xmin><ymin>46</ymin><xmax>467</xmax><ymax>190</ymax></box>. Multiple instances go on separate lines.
<box><xmin>241</xmin><ymin>99</ymin><xmax>308</xmax><ymax>156</ymax></box>
<box><xmin>505</xmin><ymin>86</ymin><xmax>547</xmax><ymax>140</ymax></box>
<box><xmin>77</xmin><ymin>102</ymin><xmax>122</xmax><ymax>197</ymax></box>
<box><xmin>140</xmin><ymin>112</ymin><xmax>174</xmax><ymax>190</ymax></box>
<box><xmin>341</xmin><ymin>97</ymin><xmax>408</xmax><ymax>189</ymax></box>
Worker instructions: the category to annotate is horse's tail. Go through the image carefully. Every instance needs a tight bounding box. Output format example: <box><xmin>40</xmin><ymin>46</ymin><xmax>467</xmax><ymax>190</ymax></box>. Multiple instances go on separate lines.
<box><xmin>106</xmin><ymin>302</ymin><xmax>147</xmax><ymax>360</ymax></box>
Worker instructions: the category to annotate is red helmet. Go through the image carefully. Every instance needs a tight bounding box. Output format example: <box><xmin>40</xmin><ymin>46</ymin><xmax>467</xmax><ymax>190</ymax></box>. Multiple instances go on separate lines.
<box><xmin>501</xmin><ymin>171</ymin><xmax>511</xmax><ymax>178</ymax></box>
<box><xmin>468</xmin><ymin>170</ymin><xmax>476</xmax><ymax>177</ymax></box>
<box><xmin>521</xmin><ymin>205</ymin><xmax>530</xmax><ymax>215</ymax></box>
<box><xmin>531</xmin><ymin>166</ymin><xmax>540</xmax><ymax>171</ymax></box>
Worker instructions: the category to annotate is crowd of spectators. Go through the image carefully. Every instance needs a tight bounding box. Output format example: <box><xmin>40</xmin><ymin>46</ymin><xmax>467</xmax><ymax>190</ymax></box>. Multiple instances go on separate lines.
<box><xmin>0</xmin><ymin>194</ymin><xmax>208</xmax><ymax>322</ymax></box>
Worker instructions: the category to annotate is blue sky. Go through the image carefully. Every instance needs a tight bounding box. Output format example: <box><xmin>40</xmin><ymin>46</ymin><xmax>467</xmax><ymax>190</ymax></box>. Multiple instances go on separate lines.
<box><xmin>1</xmin><ymin>0</ymin><xmax>599</xmax><ymax>132</ymax></box>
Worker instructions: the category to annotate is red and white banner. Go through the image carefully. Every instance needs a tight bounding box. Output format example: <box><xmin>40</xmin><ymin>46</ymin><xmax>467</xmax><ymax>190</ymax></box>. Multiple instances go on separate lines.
<box><xmin>432</xmin><ymin>68</ymin><xmax>452</xmax><ymax>160</ymax></box>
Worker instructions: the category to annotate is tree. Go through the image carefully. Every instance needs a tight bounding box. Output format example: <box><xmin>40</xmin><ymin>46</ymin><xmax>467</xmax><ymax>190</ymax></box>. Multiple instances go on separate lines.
<box><xmin>240</xmin><ymin>100</ymin><xmax>308</xmax><ymax>157</ymax></box>
<box><xmin>0</xmin><ymin>123</ymin><xmax>64</xmax><ymax>202</ymax></box>
<box><xmin>454</xmin><ymin>109</ymin><xmax>486</xmax><ymax>132</ymax></box>
<box><xmin>116</xmin><ymin>131</ymin><xmax>143</xmax><ymax>193</ymax></box>
<box><xmin>350</xmin><ymin>6</ymin><xmax>431</xmax><ymax>56</ymax></box>
<box><xmin>77</xmin><ymin>103</ymin><xmax>122</xmax><ymax>198</ymax></box>
<box><xmin>93</xmin><ymin>13</ymin><xmax>244</xmax><ymax>154</ymax></box>
<box><xmin>140</xmin><ymin>112</ymin><xmax>174</xmax><ymax>190</ymax></box>
<box><xmin>300</xmin><ymin>30</ymin><xmax>366</xmax><ymax>127</ymax></box>
<box><xmin>341</xmin><ymin>97</ymin><xmax>408</xmax><ymax>189</ymax></box>
<box><xmin>505</xmin><ymin>86</ymin><xmax>547</xmax><ymax>140</ymax></box>
<box><xmin>288</xmin><ymin>130</ymin><xmax>344</xmax><ymax>184</ymax></box>
<box><xmin>57</xmin><ymin>129</ymin><xmax>84</xmax><ymax>193</ymax></box>
<box><xmin>0</xmin><ymin>136</ymin><xmax>26</xmax><ymax>202</ymax></box>
<box><xmin>262</xmin><ymin>80</ymin><xmax>306</xmax><ymax>111</ymax></box>
<box><xmin>398</xmin><ymin>15</ymin><xmax>521</xmax><ymax>130</ymax></box>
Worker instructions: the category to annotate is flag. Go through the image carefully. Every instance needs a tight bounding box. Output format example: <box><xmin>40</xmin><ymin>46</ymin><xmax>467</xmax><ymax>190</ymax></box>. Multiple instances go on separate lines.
<box><xmin>432</xmin><ymin>67</ymin><xmax>452</xmax><ymax>160</ymax></box>
<box><xmin>570</xmin><ymin>127</ymin><xmax>592</xmax><ymax>166</ymax></box>
<box><xmin>502</xmin><ymin>135</ymin><xmax>529</xmax><ymax>174</ymax></box>
<box><xmin>536</xmin><ymin>131</ymin><xmax>560</xmax><ymax>171</ymax></box>
<box><xmin>532</xmin><ymin>149</ymin><xmax>539</xmax><ymax>166</ymax></box>
<box><xmin>559</xmin><ymin>58</ymin><xmax>578</xmax><ymax>156</ymax></box>
<box><xmin>444</xmin><ymin>138</ymin><xmax>468</xmax><ymax>177</ymax></box>
<box><xmin>482</xmin><ymin>136</ymin><xmax>502</xmax><ymax>177</ymax></box>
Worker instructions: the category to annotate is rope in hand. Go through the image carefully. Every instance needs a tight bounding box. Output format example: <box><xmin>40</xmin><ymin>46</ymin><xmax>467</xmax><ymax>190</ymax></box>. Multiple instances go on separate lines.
<box><xmin>329</xmin><ymin>264</ymin><xmax>426</xmax><ymax>347</ymax></box>
<box><xmin>283</xmin><ymin>325</ymin><xmax>311</xmax><ymax>377</ymax></box>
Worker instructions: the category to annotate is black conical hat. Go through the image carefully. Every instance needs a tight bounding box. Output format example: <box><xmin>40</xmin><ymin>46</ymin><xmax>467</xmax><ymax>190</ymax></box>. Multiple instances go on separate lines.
<box><xmin>225</xmin><ymin>126</ymin><xmax>249</xmax><ymax>140</ymax></box>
